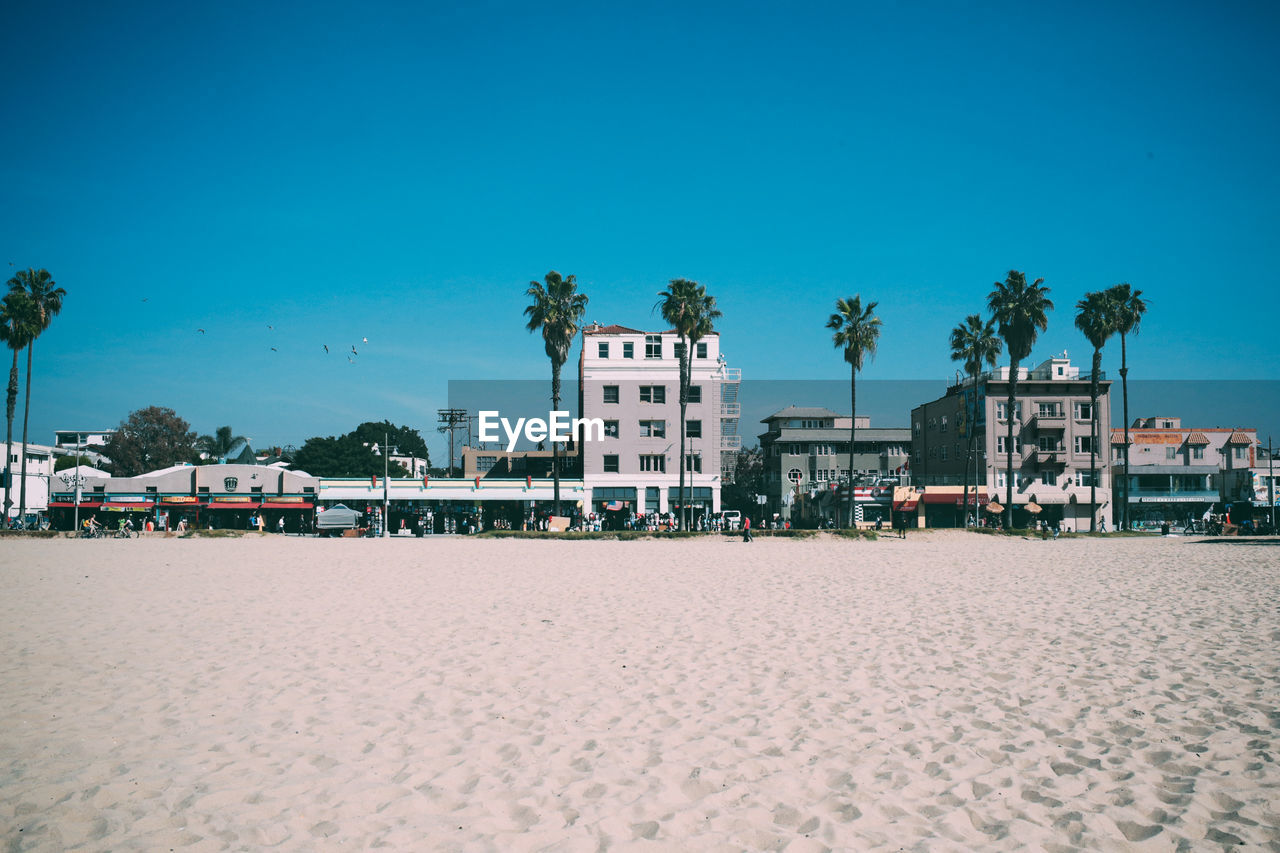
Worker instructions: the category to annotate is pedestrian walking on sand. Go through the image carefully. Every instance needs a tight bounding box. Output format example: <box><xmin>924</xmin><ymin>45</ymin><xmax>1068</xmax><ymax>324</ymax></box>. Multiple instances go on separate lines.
<box><xmin>742</xmin><ymin>515</ymin><xmax>753</xmax><ymax>543</ymax></box>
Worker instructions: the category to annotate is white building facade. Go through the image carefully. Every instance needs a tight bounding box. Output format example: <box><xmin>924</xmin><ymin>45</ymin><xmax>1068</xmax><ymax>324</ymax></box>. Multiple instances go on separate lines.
<box><xmin>3</xmin><ymin>442</ymin><xmax>55</xmax><ymax>521</ymax></box>
<box><xmin>578</xmin><ymin>324</ymin><xmax>739</xmax><ymax>519</ymax></box>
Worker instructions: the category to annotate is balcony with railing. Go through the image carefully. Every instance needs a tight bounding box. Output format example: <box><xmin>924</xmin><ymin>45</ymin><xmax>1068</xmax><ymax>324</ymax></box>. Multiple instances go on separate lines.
<box><xmin>1031</xmin><ymin>411</ymin><xmax>1067</xmax><ymax>430</ymax></box>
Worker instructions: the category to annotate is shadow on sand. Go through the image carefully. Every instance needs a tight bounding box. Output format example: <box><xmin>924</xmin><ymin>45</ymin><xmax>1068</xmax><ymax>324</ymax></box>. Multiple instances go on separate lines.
<box><xmin>1191</xmin><ymin>537</ymin><xmax>1280</xmax><ymax>546</ymax></box>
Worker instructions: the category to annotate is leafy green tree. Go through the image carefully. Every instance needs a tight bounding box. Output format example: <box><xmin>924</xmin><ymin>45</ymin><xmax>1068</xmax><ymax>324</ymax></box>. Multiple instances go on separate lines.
<box><xmin>54</xmin><ymin>454</ymin><xmax>95</xmax><ymax>472</ymax></box>
<box><xmin>656</xmin><ymin>279</ymin><xmax>721</xmax><ymax>530</ymax></box>
<box><xmin>104</xmin><ymin>406</ymin><xmax>198</xmax><ymax>477</ymax></box>
<box><xmin>721</xmin><ymin>446</ymin><xmax>765</xmax><ymax>519</ymax></box>
<box><xmin>351</xmin><ymin>421</ymin><xmax>430</xmax><ymax>466</ymax></box>
<box><xmin>0</xmin><ymin>291</ymin><xmax>34</xmax><ymax>519</ymax></box>
<box><xmin>987</xmin><ymin>271</ymin><xmax>1053</xmax><ymax>529</ymax></box>
<box><xmin>196</xmin><ymin>425</ymin><xmax>246</xmax><ymax>461</ymax></box>
<box><xmin>7</xmin><ymin>268</ymin><xmax>65</xmax><ymax>521</ymax></box>
<box><xmin>1075</xmin><ymin>291</ymin><xmax>1117</xmax><ymax>531</ymax></box>
<box><xmin>1105</xmin><ymin>283</ymin><xmax>1147</xmax><ymax>530</ymax></box>
<box><xmin>524</xmin><ymin>271</ymin><xmax>588</xmax><ymax>516</ymax></box>
<box><xmin>828</xmin><ymin>295</ymin><xmax>882</xmax><ymax>527</ymax></box>
<box><xmin>949</xmin><ymin>314</ymin><xmax>1002</xmax><ymax>525</ymax></box>
<box><xmin>291</xmin><ymin>433</ymin><xmax>409</xmax><ymax>478</ymax></box>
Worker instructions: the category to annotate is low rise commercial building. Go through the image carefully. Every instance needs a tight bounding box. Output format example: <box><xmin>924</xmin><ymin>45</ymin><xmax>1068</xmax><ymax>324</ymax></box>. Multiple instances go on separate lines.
<box><xmin>50</xmin><ymin>462</ymin><xmax>320</xmax><ymax>532</ymax></box>
<box><xmin>1110</xmin><ymin>417</ymin><xmax>1258</xmax><ymax>528</ymax></box>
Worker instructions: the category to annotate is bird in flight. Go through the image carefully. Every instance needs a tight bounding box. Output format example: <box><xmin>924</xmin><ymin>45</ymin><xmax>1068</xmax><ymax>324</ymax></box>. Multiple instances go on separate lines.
<box><xmin>351</xmin><ymin>345</ymin><xmax>358</xmax><ymax>355</ymax></box>
<box><xmin>141</xmin><ymin>298</ymin><xmax>148</xmax><ymax>302</ymax></box>
<box><xmin>362</xmin><ymin>337</ymin><xmax>368</xmax><ymax>343</ymax></box>
<box><xmin>347</xmin><ymin>356</ymin><xmax>354</xmax><ymax>363</ymax></box>
<box><xmin>323</xmin><ymin>345</ymin><xmax>329</xmax><ymax>354</ymax></box>
<box><xmin>271</xmin><ymin>347</ymin><xmax>278</xmax><ymax>352</ymax></box>
<box><xmin>197</xmin><ymin>329</ymin><xmax>206</xmax><ymax>334</ymax></box>
<box><xmin>267</xmin><ymin>325</ymin><xmax>274</xmax><ymax>330</ymax></box>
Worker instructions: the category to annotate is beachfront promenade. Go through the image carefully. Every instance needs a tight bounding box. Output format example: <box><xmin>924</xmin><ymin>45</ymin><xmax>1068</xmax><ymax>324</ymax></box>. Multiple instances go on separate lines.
<box><xmin>1</xmin><ymin>533</ymin><xmax>1276</xmax><ymax>849</ymax></box>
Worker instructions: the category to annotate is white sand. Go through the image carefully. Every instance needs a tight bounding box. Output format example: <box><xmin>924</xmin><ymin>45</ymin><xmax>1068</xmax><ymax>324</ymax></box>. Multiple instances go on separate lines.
<box><xmin>1</xmin><ymin>533</ymin><xmax>1277</xmax><ymax>851</ymax></box>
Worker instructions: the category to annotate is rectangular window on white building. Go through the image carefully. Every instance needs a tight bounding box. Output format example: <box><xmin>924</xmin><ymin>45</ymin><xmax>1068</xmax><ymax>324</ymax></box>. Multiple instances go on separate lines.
<box><xmin>696</xmin><ymin>342</ymin><xmax>707</xmax><ymax>358</ymax></box>
<box><xmin>597</xmin><ymin>342</ymin><xmax>609</xmax><ymax>358</ymax></box>
<box><xmin>1040</xmin><ymin>470</ymin><xmax>1057</xmax><ymax>486</ymax></box>
<box><xmin>640</xmin><ymin>385</ymin><xmax>666</xmax><ymax>403</ymax></box>
<box><xmin>1192</xmin><ymin>446</ymin><xmax>1204</xmax><ymax>460</ymax></box>
<box><xmin>603</xmin><ymin>385</ymin><xmax>619</xmax><ymax>404</ymax></box>
<box><xmin>623</xmin><ymin>341</ymin><xmax>634</xmax><ymax>359</ymax></box>
<box><xmin>639</xmin><ymin>420</ymin><xmax>666</xmax><ymax>438</ymax></box>
<box><xmin>1075</xmin><ymin>470</ymin><xmax>1098</xmax><ymax>487</ymax></box>
<box><xmin>685</xmin><ymin>420</ymin><xmax>702</xmax><ymax>439</ymax></box>
<box><xmin>996</xmin><ymin>402</ymin><xmax>1022</xmax><ymax>421</ymax></box>
<box><xmin>686</xmin><ymin>385</ymin><xmax>702</xmax><ymax>403</ymax></box>
<box><xmin>639</xmin><ymin>454</ymin><xmax>665</xmax><ymax>473</ymax></box>
<box><xmin>685</xmin><ymin>453</ymin><xmax>702</xmax><ymax>473</ymax></box>
<box><xmin>1075</xmin><ymin>435</ymin><xmax>1094</xmax><ymax>454</ymax></box>
<box><xmin>603</xmin><ymin>455</ymin><xmax>619</xmax><ymax>473</ymax></box>
<box><xmin>477</xmin><ymin>456</ymin><xmax>497</xmax><ymax>472</ymax></box>
<box><xmin>603</xmin><ymin>420</ymin><xmax>619</xmax><ymax>438</ymax></box>
<box><xmin>1074</xmin><ymin>402</ymin><xmax>1093</xmax><ymax>420</ymax></box>
<box><xmin>645</xmin><ymin>335</ymin><xmax>662</xmax><ymax>358</ymax></box>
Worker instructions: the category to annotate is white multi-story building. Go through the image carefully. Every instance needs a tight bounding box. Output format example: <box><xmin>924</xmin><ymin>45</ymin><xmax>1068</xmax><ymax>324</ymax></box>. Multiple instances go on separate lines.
<box><xmin>578</xmin><ymin>324</ymin><xmax>740</xmax><ymax>520</ymax></box>
<box><xmin>3</xmin><ymin>441</ymin><xmax>55</xmax><ymax>522</ymax></box>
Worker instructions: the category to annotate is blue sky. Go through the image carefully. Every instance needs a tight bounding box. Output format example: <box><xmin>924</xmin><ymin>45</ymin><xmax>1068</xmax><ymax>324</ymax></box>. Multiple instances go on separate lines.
<box><xmin>4</xmin><ymin>0</ymin><xmax>1278</xmax><ymax>460</ymax></box>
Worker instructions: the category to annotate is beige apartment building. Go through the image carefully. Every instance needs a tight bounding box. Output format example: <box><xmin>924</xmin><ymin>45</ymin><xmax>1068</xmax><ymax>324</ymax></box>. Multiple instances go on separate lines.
<box><xmin>911</xmin><ymin>355</ymin><xmax>1111</xmax><ymax>530</ymax></box>
<box><xmin>577</xmin><ymin>323</ymin><xmax>740</xmax><ymax>520</ymax></box>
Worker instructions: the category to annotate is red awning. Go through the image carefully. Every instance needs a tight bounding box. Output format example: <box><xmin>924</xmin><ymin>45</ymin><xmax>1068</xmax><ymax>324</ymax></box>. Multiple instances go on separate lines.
<box><xmin>100</xmin><ymin>502</ymin><xmax>153</xmax><ymax>510</ymax></box>
<box><xmin>206</xmin><ymin>502</ymin><xmax>261</xmax><ymax>509</ymax></box>
<box><xmin>893</xmin><ymin>500</ymin><xmax>918</xmax><ymax>511</ymax></box>
<box><xmin>49</xmin><ymin>500</ymin><xmax>102</xmax><ymax>508</ymax></box>
<box><xmin>261</xmin><ymin>501</ymin><xmax>313</xmax><ymax>509</ymax></box>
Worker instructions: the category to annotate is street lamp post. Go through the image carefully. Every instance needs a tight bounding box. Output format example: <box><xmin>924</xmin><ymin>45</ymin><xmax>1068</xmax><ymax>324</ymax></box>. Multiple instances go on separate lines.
<box><xmin>383</xmin><ymin>432</ymin><xmax>390</xmax><ymax>539</ymax></box>
<box><xmin>1269</xmin><ymin>435</ymin><xmax>1275</xmax><ymax>533</ymax></box>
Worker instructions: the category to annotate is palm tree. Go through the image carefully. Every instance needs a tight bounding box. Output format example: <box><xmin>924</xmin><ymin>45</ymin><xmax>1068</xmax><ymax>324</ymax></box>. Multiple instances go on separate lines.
<box><xmin>949</xmin><ymin>314</ymin><xmax>1002</xmax><ymax>527</ymax></box>
<box><xmin>0</xmin><ymin>291</ymin><xmax>34</xmax><ymax>522</ymax></box>
<box><xmin>524</xmin><ymin>271</ymin><xmax>588</xmax><ymax>517</ymax></box>
<box><xmin>828</xmin><ymin>296</ymin><xmax>882</xmax><ymax>528</ymax></box>
<box><xmin>7</xmin><ymin>269</ymin><xmax>64</xmax><ymax>526</ymax></box>
<box><xmin>197</xmin><ymin>425</ymin><xmax>247</xmax><ymax>461</ymax></box>
<box><xmin>656</xmin><ymin>279</ymin><xmax>721</xmax><ymax>530</ymax></box>
<box><xmin>1075</xmin><ymin>291</ymin><xmax>1116</xmax><ymax>532</ymax></box>
<box><xmin>1105</xmin><ymin>283</ymin><xmax>1147</xmax><ymax>530</ymax></box>
<box><xmin>987</xmin><ymin>271</ymin><xmax>1053</xmax><ymax>529</ymax></box>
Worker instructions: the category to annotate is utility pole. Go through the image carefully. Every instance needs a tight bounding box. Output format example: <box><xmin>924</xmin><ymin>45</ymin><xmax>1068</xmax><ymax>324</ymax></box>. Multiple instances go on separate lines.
<box><xmin>382</xmin><ymin>432</ymin><xmax>390</xmax><ymax>539</ymax></box>
<box><xmin>73</xmin><ymin>438</ymin><xmax>82</xmax><ymax>532</ymax></box>
<box><xmin>436</xmin><ymin>408</ymin><xmax>468</xmax><ymax>477</ymax></box>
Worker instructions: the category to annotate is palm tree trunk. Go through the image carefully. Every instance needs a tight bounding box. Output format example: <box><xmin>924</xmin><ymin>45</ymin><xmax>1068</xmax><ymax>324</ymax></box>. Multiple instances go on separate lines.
<box><xmin>551</xmin><ymin>360</ymin><xmax>561</xmax><ymax>517</ymax></box>
<box><xmin>849</xmin><ymin>364</ymin><xmax>857</xmax><ymax>529</ymax></box>
<box><xmin>1006</xmin><ymin>364</ymin><xmax>1018</xmax><ymax>530</ymax></box>
<box><xmin>677</xmin><ymin>335</ymin><xmax>688</xmax><ymax>531</ymax></box>
<box><xmin>962</xmin><ymin>372</ymin><xmax>977</xmax><ymax>527</ymax></box>
<box><xmin>18</xmin><ymin>341</ymin><xmax>32</xmax><ymax>524</ymax></box>
<box><xmin>1120</xmin><ymin>333</ymin><xmax>1130</xmax><ymax>530</ymax></box>
<box><xmin>1090</xmin><ymin>349</ymin><xmax>1100</xmax><ymax>532</ymax></box>
<box><xmin>4</xmin><ymin>349</ymin><xmax>16</xmax><ymax>520</ymax></box>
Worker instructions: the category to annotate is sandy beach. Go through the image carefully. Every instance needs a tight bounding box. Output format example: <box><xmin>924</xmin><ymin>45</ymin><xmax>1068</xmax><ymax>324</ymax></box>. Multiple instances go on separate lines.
<box><xmin>1</xmin><ymin>533</ymin><xmax>1277</xmax><ymax>851</ymax></box>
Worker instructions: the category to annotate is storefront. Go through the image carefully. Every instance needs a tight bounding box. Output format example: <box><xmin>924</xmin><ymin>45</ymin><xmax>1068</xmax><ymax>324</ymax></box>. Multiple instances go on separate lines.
<box><xmin>668</xmin><ymin>487</ymin><xmax>713</xmax><ymax>524</ymax></box>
